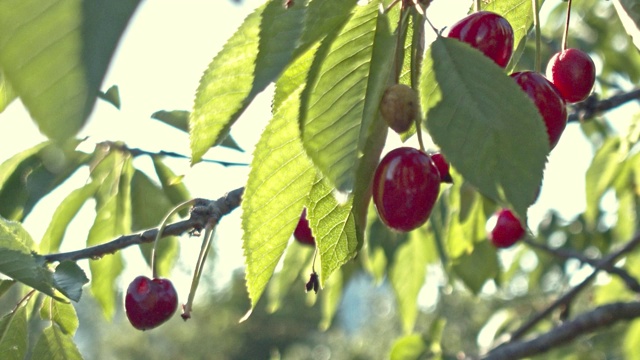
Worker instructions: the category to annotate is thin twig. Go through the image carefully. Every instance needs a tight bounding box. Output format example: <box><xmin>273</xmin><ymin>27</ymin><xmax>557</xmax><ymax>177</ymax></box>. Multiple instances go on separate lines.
<box><xmin>568</xmin><ymin>89</ymin><xmax>640</xmax><ymax>122</ymax></box>
<box><xmin>42</xmin><ymin>187</ymin><xmax>244</xmax><ymax>263</ymax></box>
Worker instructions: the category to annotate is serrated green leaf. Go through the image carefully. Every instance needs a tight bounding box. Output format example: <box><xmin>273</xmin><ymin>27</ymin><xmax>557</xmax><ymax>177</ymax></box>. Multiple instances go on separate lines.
<box><xmin>40</xmin><ymin>297</ymin><xmax>79</xmax><ymax>335</ymax></box>
<box><xmin>452</xmin><ymin>241</ymin><xmax>500</xmax><ymax>294</ymax></box>
<box><xmin>131</xmin><ymin>170</ymin><xmax>178</xmax><ymax>277</ymax></box>
<box><xmin>0</xmin><ymin>217</ymin><xmax>56</xmax><ymax>297</ymax></box>
<box><xmin>190</xmin><ymin>0</ymin><xmax>307</xmax><ymax>163</ymax></box>
<box><xmin>152</xmin><ymin>156</ymin><xmax>191</xmax><ymax>218</ymax></box>
<box><xmin>389</xmin><ymin>334</ymin><xmax>428</xmax><ymax>360</ymax></box>
<box><xmin>0</xmin><ymin>0</ymin><xmax>139</xmax><ymax>141</ymax></box>
<box><xmin>98</xmin><ymin>85</ymin><xmax>120</xmax><ymax>109</ymax></box>
<box><xmin>319</xmin><ymin>268</ymin><xmax>342</xmax><ymax>330</ymax></box>
<box><xmin>0</xmin><ymin>70</ymin><xmax>16</xmax><ymax>113</ymax></box>
<box><xmin>390</xmin><ymin>231</ymin><xmax>430</xmax><ymax>334</ymax></box>
<box><xmin>0</xmin><ymin>304</ymin><xmax>27</xmax><ymax>360</ymax></box>
<box><xmin>266</xmin><ymin>241</ymin><xmax>314</xmax><ymax>313</ymax></box>
<box><xmin>308</xmin><ymin>175</ymin><xmax>358</xmax><ymax>284</ymax></box>
<box><xmin>614</xmin><ymin>0</ymin><xmax>640</xmax><ymax>51</ymax></box>
<box><xmin>0</xmin><ymin>141</ymin><xmax>90</xmax><ymax>221</ymax></box>
<box><xmin>151</xmin><ymin>110</ymin><xmax>243</xmax><ymax>152</ymax></box>
<box><xmin>52</xmin><ymin>261</ymin><xmax>88</xmax><ymax>302</ymax></box>
<box><xmin>40</xmin><ymin>182</ymin><xmax>98</xmax><ymax>254</ymax></box>
<box><xmin>585</xmin><ymin>137</ymin><xmax>623</xmax><ymax>227</ymax></box>
<box><xmin>421</xmin><ymin>37</ymin><xmax>547</xmax><ymax>219</ymax></box>
<box><xmin>32</xmin><ymin>324</ymin><xmax>83</xmax><ymax>360</ymax></box>
<box><xmin>242</xmin><ymin>47</ymin><xmax>317</xmax><ymax>310</ymax></box>
<box><xmin>301</xmin><ymin>1</ymin><xmax>381</xmax><ymax>192</ymax></box>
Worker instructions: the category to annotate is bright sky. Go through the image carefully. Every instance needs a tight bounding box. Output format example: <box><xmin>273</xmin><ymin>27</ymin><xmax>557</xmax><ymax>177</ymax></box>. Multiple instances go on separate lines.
<box><xmin>0</xmin><ymin>0</ymin><xmax>616</xmax><ymax>297</ymax></box>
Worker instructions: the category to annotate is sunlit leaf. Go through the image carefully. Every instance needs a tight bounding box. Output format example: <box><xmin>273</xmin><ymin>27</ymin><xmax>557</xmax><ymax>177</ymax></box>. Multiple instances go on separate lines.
<box><xmin>242</xmin><ymin>48</ymin><xmax>317</xmax><ymax>310</ymax></box>
<box><xmin>614</xmin><ymin>0</ymin><xmax>640</xmax><ymax>51</ymax></box>
<box><xmin>319</xmin><ymin>268</ymin><xmax>342</xmax><ymax>330</ymax></box>
<box><xmin>0</xmin><ymin>280</ymin><xmax>15</xmax><ymax>299</ymax></box>
<box><xmin>40</xmin><ymin>297</ymin><xmax>79</xmax><ymax>335</ymax></box>
<box><xmin>584</xmin><ymin>137</ymin><xmax>623</xmax><ymax>227</ymax></box>
<box><xmin>190</xmin><ymin>0</ymin><xmax>307</xmax><ymax>163</ymax></box>
<box><xmin>266</xmin><ymin>241</ymin><xmax>314</xmax><ymax>313</ymax></box>
<box><xmin>301</xmin><ymin>1</ymin><xmax>380</xmax><ymax>192</ymax></box>
<box><xmin>421</xmin><ymin>37</ymin><xmax>547</xmax><ymax>219</ymax></box>
<box><xmin>52</xmin><ymin>261</ymin><xmax>88</xmax><ymax>302</ymax></box>
<box><xmin>151</xmin><ymin>110</ymin><xmax>243</xmax><ymax>152</ymax></box>
<box><xmin>131</xmin><ymin>170</ymin><xmax>178</xmax><ymax>277</ymax></box>
<box><xmin>31</xmin><ymin>324</ymin><xmax>83</xmax><ymax>360</ymax></box>
<box><xmin>0</xmin><ymin>0</ymin><xmax>140</xmax><ymax>140</ymax></box>
<box><xmin>624</xmin><ymin>318</ymin><xmax>640</xmax><ymax>360</ymax></box>
<box><xmin>0</xmin><ymin>217</ymin><xmax>56</xmax><ymax>297</ymax></box>
<box><xmin>389</xmin><ymin>334</ymin><xmax>428</xmax><ymax>360</ymax></box>
<box><xmin>452</xmin><ymin>241</ymin><xmax>500</xmax><ymax>294</ymax></box>
<box><xmin>390</xmin><ymin>231</ymin><xmax>430</xmax><ymax>334</ymax></box>
<box><xmin>40</xmin><ymin>182</ymin><xmax>98</xmax><ymax>254</ymax></box>
<box><xmin>0</xmin><ymin>304</ymin><xmax>27</xmax><ymax>360</ymax></box>
<box><xmin>0</xmin><ymin>70</ymin><xmax>16</xmax><ymax>113</ymax></box>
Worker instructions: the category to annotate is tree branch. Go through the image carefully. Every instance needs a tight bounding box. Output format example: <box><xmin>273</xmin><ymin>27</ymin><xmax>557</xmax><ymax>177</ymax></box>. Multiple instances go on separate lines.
<box><xmin>568</xmin><ymin>88</ymin><xmax>640</xmax><ymax>122</ymax></box>
<box><xmin>483</xmin><ymin>301</ymin><xmax>640</xmax><ymax>359</ymax></box>
<box><xmin>42</xmin><ymin>187</ymin><xmax>244</xmax><ymax>263</ymax></box>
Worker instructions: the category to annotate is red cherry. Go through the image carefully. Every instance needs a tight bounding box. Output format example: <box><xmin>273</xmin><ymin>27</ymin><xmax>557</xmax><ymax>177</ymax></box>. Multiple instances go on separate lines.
<box><xmin>487</xmin><ymin>209</ymin><xmax>525</xmax><ymax>248</ymax></box>
<box><xmin>430</xmin><ymin>152</ymin><xmax>453</xmax><ymax>184</ymax></box>
<box><xmin>294</xmin><ymin>209</ymin><xmax>315</xmax><ymax>246</ymax></box>
<box><xmin>510</xmin><ymin>71</ymin><xmax>567</xmax><ymax>149</ymax></box>
<box><xmin>125</xmin><ymin>276</ymin><xmax>178</xmax><ymax>330</ymax></box>
<box><xmin>546</xmin><ymin>48</ymin><xmax>596</xmax><ymax>103</ymax></box>
<box><xmin>447</xmin><ymin>11</ymin><xmax>514</xmax><ymax>68</ymax></box>
<box><xmin>372</xmin><ymin>147</ymin><xmax>441</xmax><ymax>232</ymax></box>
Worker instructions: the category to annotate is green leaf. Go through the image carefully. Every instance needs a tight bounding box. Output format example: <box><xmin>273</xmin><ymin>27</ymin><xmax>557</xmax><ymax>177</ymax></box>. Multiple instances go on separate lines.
<box><xmin>151</xmin><ymin>110</ymin><xmax>243</xmax><ymax>152</ymax></box>
<box><xmin>584</xmin><ymin>137</ymin><xmax>623</xmax><ymax>227</ymax></box>
<box><xmin>242</xmin><ymin>47</ymin><xmax>317</xmax><ymax>309</ymax></box>
<box><xmin>0</xmin><ymin>70</ymin><xmax>16</xmax><ymax>113</ymax></box>
<box><xmin>0</xmin><ymin>217</ymin><xmax>56</xmax><ymax>297</ymax></box>
<box><xmin>0</xmin><ymin>141</ymin><xmax>90</xmax><ymax>221</ymax></box>
<box><xmin>130</xmin><ymin>170</ymin><xmax>178</xmax><ymax>277</ymax></box>
<box><xmin>152</xmin><ymin>156</ymin><xmax>191</xmax><ymax>218</ymax></box>
<box><xmin>32</xmin><ymin>324</ymin><xmax>83</xmax><ymax>360</ymax></box>
<box><xmin>0</xmin><ymin>305</ymin><xmax>27</xmax><ymax>360</ymax></box>
<box><xmin>0</xmin><ymin>0</ymin><xmax>140</xmax><ymax>140</ymax></box>
<box><xmin>40</xmin><ymin>297</ymin><xmax>79</xmax><ymax>335</ymax></box>
<box><xmin>624</xmin><ymin>319</ymin><xmax>640</xmax><ymax>360</ymax></box>
<box><xmin>52</xmin><ymin>261</ymin><xmax>88</xmax><ymax>302</ymax></box>
<box><xmin>0</xmin><ymin>280</ymin><xmax>15</xmax><ymax>299</ymax></box>
<box><xmin>452</xmin><ymin>240</ymin><xmax>500</xmax><ymax>294</ymax></box>
<box><xmin>389</xmin><ymin>334</ymin><xmax>428</xmax><ymax>360</ymax></box>
<box><xmin>301</xmin><ymin>1</ymin><xmax>381</xmax><ymax>192</ymax></box>
<box><xmin>421</xmin><ymin>37</ymin><xmax>547</xmax><ymax>219</ymax></box>
<box><xmin>390</xmin><ymin>231</ymin><xmax>430</xmax><ymax>334</ymax></box>
<box><xmin>189</xmin><ymin>0</ymin><xmax>307</xmax><ymax>163</ymax></box>
<box><xmin>614</xmin><ymin>0</ymin><xmax>640</xmax><ymax>51</ymax></box>
<box><xmin>308</xmin><ymin>175</ymin><xmax>358</xmax><ymax>284</ymax></box>
<box><xmin>319</xmin><ymin>268</ymin><xmax>342</xmax><ymax>330</ymax></box>
<box><xmin>87</xmin><ymin>152</ymin><xmax>132</xmax><ymax>318</ymax></box>
<box><xmin>266</xmin><ymin>241</ymin><xmax>314</xmax><ymax>313</ymax></box>
<box><xmin>98</xmin><ymin>85</ymin><xmax>120</xmax><ymax>109</ymax></box>
<box><xmin>40</xmin><ymin>182</ymin><xmax>98</xmax><ymax>254</ymax></box>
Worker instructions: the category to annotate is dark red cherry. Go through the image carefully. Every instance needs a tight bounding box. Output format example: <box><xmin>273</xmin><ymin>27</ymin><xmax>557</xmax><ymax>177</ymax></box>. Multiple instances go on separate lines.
<box><xmin>487</xmin><ymin>209</ymin><xmax>525</xmax><ymax>248</ymax></box>
<box><xmin>372</xmin><ymin>147</ymin><xmax>441</xmax><ymax>232</ymax></box>
<box><xmin>546</xmin><ymin>48</ymin><xmax>596</xmax><ymax>103</ymax></box>
<box><xmin>125</xmin><ymin>276</ymin><xmax>178</xmax><ymax>330</ymax></box>
<box><xmin>447</xmin><ymin>11</ymin><xmax>514</xmax><ymax>68</ymax></box>
<box><xmin>294</xmin><ymin>209</ymin><xmax>315</xmax><ymax>246</ymax></box>
<box><xmin>430</xmin><ymin>152</ymin><xmax>453</xmax><ymax>183</ymax></box>
<box><xmin>510</xmin><ymin>71</ymin><xmax>568</xmax><ymax>149</ymax></box>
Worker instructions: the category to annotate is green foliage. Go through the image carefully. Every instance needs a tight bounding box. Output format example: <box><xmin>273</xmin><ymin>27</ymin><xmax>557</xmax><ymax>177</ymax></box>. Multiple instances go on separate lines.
<box><xmin>31</xmin><ymin>324</ymin><xmax>83</xmax><ymax>360</ymax></box>
<box><xmin>0</xmin><ymin>304</ymin><xmax>27</xmax><ymax>360</ymax></box>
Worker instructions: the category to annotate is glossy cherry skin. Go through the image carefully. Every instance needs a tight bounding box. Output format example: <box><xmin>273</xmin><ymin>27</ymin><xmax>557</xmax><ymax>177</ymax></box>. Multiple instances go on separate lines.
<box><xmin>510</xmin><ymin>71</ymin><xmax>568</xmax><ymax>149</ymax></box>
<box><xmin>487</xmin><ymin>209</ymin><xmax>525</xmax><ymax>248</ymax></box>
<box><xmin>125</xmin><ymin>276</ymin><xmax>178</xmax><ymax>330</ymax></box>
<box><xmin>372</xmin><ymin>147</ymin><xmax>441</xmax><ymax>232</ymax></box>
<box><xmin>294</xmin><ymin>209</ymin><xmax>315</xmax><ymax>246</ymax></box>
<box><xmin>430</xmin><ymin>152</ymin><xmax>453</xmax><ymax>183</ymax></box>
<box><xmin>546</xmin><ymin>48</ymin><xmax>596</xmax><ymax>103</ymax></box>
<box><xmin>447</xmin><ymin>11</ymin><xmax>514</xmax><ymax>68</ymax></box>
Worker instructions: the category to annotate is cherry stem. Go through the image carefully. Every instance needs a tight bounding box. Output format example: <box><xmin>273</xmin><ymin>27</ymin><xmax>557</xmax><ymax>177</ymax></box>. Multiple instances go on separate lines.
<box><xmin>562</xmin><ymin>0</ymin><xmax>572</xmax><ymax>51</ymax></box>
<box><xmin>532</xmin><ymin>0</ymin><xmax>542</xmax><ymax>72</ymax></box>
<box><xmin>12</xmin><ymin>289</ymin><xmax>35</xmax><ymax>313</ymax></box>
<box><xmin>474</xmin><ymin>0</ymin><xmax>481</xmax><ymax>12</ymax></box>
<box><xmin>182</xmin><ymin>224</ymin><xmax>216</xmax><ymax>320</ymax></box>
<box><xmin>151</xmin><ymin>199</ymin><xmax>196</xmax><ymax>279</ymax></box>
